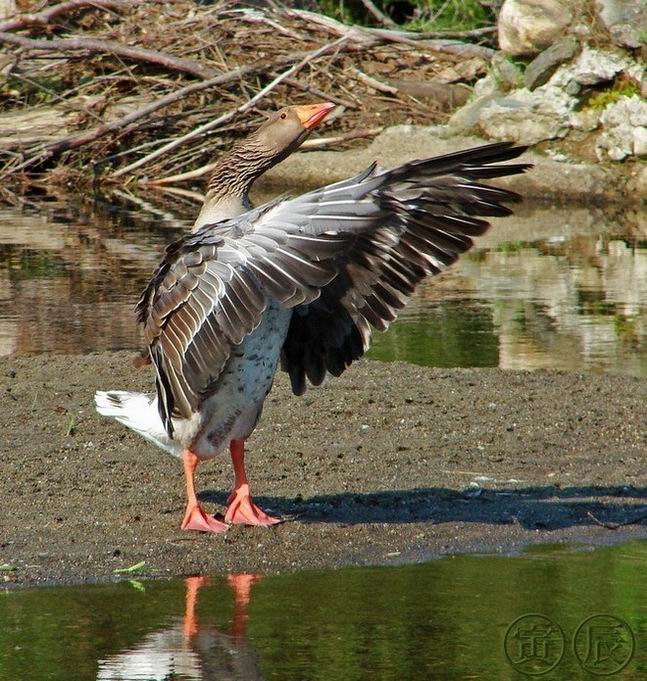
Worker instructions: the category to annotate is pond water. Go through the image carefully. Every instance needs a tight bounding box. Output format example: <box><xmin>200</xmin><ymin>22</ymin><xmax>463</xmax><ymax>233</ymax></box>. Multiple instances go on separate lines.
<box><xmin>0</xmin><ymin>192</ymin><xmax>646</xmax><ymax>375</ymax></box>
<box><xmin>1</xmin><ymin>540</ymin><xmax>645</xmax><ymax>680</ymax></box>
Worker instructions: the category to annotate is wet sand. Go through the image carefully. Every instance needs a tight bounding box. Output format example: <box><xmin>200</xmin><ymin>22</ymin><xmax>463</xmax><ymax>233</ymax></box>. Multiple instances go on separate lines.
<box><xmin>1</xmin><ymin>353</ymin><xmax>646</xmax><ymax>586</ymax></box>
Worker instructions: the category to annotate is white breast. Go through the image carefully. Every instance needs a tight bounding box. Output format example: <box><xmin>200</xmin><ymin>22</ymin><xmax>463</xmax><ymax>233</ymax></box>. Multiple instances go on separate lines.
<box><xmin>189</xmin><ymin>301</ymin><xmax>292</xmax><ymax>459</ymax></box>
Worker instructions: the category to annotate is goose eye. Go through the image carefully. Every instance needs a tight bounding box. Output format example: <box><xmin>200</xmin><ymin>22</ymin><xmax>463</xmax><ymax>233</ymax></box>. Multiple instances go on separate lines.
<box><xmin>280</xmin><ymin>112</ymin><xmax>287</xmax><ymax>119</ymax></box>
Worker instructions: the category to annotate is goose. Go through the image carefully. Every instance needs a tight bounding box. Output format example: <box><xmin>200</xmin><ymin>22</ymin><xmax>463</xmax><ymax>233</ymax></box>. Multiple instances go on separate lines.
<box><xmin>96</xmin><ymin>108</ymin><xmax>531</xmax><ymax>533</ymax></box>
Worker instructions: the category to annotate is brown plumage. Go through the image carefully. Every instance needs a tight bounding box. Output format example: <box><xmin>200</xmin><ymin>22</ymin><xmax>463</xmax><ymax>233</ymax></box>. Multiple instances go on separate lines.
<box><xmin>137</xmin><ymin>141</ymin><xmax>530</xmax><ymax>434</ymax></box>
<box><xmin>98</xmin><ymin>133</ymin><xmax>531</xmax><ymax>534</ymax></box>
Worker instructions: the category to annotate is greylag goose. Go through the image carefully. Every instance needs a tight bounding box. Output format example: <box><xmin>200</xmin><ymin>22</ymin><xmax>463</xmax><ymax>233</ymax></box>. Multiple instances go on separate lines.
<box><xmin>96</xmin><ymin>111</ymin><xmax>531</xmax><ymax>533</ymax></box>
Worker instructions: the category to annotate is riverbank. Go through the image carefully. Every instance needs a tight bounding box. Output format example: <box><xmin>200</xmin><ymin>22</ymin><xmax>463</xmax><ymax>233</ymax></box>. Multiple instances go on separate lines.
<box><xmin>259</xmin><ymin>125</ymin><xmax>647</xmax><ymax>204</ymax></box>
<box><xmin>1</xmin><ymin>352</ymin><xmax>645</xmax><ymax>586</ymax></box>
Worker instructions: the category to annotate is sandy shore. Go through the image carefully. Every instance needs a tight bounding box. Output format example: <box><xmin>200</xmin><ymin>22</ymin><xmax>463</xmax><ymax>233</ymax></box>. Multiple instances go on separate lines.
<box><xmin>1</xmin><ymin>352</ymin><xmax>646</xmax><ymax>586</ymax></box>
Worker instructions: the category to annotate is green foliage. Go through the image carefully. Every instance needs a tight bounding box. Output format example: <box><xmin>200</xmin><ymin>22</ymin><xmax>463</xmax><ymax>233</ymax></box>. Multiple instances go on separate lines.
<box><xmin>585</xmin><ymin>78</ymin><xmax>640</xmax><ymax>111</ymax></box>
<box><xmin>314</xmin><ymin>0</ymin><xmax>494</xmax><ymax>31</ymax></box>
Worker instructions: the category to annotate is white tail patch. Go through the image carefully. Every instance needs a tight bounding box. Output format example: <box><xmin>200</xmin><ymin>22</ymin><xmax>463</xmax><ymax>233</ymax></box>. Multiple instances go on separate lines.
<box><xmin>95</xmin><ymin>390</ymin><xmax>180</xmax><ymax>457</ymax></box>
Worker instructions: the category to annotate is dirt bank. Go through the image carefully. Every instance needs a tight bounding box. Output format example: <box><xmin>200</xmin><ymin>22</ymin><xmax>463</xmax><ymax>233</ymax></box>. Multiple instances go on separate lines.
<box><xmin>259</xmin><ymin>126</ymin><xmax>647</xmax><ymax>204</ymax></box>
<box><xmin>1</xmin><ymin>353</ymin><xmax>646</xmax><ymax>586</ymax></box>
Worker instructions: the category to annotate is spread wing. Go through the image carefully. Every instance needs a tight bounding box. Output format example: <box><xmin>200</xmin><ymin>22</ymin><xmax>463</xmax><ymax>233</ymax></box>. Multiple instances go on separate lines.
<box><xmin>135</xmin><ymin>200</ymin><xmax>350</xmax><ymax>435</ymax></box>
<box><xmin>278</xmin><ymin>141</ymin><xmax>532</xmax><ymax>394</ymax></box>
<box><xmin>137</xmin><ymin>141</ymin><xmax>531</xmax><ymax>434</ymax></box>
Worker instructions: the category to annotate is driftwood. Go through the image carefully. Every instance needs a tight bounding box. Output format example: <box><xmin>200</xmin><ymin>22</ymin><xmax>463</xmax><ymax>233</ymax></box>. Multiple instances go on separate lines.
<box><xmin>0</xmin><ymin>0</ymin><xmax>134</xmax><ymax>32</ymax></box>
<box><xmin>0</xmin><ymin>32</ymin><xmax>217</xmax><ymax>80</ymax></box>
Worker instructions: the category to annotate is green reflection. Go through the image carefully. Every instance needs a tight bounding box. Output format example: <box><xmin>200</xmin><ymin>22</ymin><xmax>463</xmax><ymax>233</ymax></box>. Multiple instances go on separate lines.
<box><xmin>368</xmin><ymin>301</ymin><xmax>498</xmax><ymax>368</ymax></box>
<box><xmin>1</xmin><ymin>541</ymin><xmax>646</xmax><ymax>681</ymax></box>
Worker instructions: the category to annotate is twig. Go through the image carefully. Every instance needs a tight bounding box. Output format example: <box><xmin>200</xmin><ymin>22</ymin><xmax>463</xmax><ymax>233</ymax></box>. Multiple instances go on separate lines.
<box><xmin>359</xmin><ymin>0</ymin><xmax>397</xmax><ymax>28</ymax></box>
<box><xmin>352</xmin><ymin>67</ymin><xmax>398</xmax><ymax>95</ymax></box>
<box><xmin>0</xmin><ymin>0</ymin><xmax>133</xmax><ymax>32</ymax></box>
<box><xmin>113</xmin><ymin>35</ymin><xmax>349</xmax><ymax>179</ymax></box>
<box><xmin>283</xmin><ymin>77</ymin><xmax>357</xmax><ymax>109</ymax></box>
<box><xmin>285</xmin><ymin>8</ymin><xmax>495</xmax><ymax>59</ymax></box>
<box><xmin>300</xmin><ymin>127</ymin><xmax>383</xmax><ymax>149</ymax></box>
<box><xmin>149</xmin><ymin>184</ymin><xmax>204</xmax><ymax>202</ymax></box>
<box><xmin>0</xmin><ymin>32</ymin><xmax>217</xmax><ymax>80</ymax></box>
<box><xmin>587</xmin><ymin>510</ymin><xmax>647</xmax><ymax>530</ymax></box>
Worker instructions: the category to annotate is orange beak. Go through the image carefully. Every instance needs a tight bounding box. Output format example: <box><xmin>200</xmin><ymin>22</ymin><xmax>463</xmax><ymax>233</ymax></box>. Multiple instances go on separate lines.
<box><xmin>293</xmin><ymin>102</ymin><xmax>336</xmax><ymax>130</ymax></box>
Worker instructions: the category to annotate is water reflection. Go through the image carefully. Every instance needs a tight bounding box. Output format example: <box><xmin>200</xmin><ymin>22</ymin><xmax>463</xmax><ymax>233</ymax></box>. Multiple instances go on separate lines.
<box><xmin>1</xmin><ymin>541</ymin><xmax>646</xmax><ymax>681</ymax></box>
<box><xmin>1</xmin><ymin>193</ymin><xmax>646</xmax><ymax>375</ymax></box>
<box><xmin>97</xmin><ymin>575</ymin><xmax>263</xmax><ymax>681</ymax></box>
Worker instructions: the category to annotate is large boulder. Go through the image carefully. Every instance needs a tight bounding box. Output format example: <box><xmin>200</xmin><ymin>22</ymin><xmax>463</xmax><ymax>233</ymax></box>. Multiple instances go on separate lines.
<box><xmin>498</xmin><ymin>0</ymin><xmax>574</xmax><ymax>56</ymax></box>
<box><xmin>477</xmin><ymin>86</ymin><xmax>575</xmax><ymax>144</ymax></box>
<box><xmin>595</xmin><ymin>0</ymin><xmax>647</xmax><ymax>49</ymax></box>
<box><xmin>596</xmin><ymin>96</ymin><xmax>647</xmax><ymax>160</ymax></box>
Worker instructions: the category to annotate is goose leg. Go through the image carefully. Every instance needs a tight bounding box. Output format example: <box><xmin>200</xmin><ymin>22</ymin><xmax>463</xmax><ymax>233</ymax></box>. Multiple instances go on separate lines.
<box><xmin>225</xmin><ymin>439</ymin><xmax>282</xmax><ymax>526</ymax></box>
<box><xmin>180</xmin><ymin>449</ymin><xmax>228</xmax><ymax>533</ymax></box>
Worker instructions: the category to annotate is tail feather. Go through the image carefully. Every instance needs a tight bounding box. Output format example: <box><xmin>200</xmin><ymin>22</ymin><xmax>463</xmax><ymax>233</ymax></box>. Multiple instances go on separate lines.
<box><xmin>95</xmin><ymin>390</ymin><xmax>179</xmax><ymax>456</ymax></box>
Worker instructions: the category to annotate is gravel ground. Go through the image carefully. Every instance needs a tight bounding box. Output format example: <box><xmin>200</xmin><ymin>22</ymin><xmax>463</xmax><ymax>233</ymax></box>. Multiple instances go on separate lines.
<box><xmin>1</xmin><ymin>353</ymin><xmax>646</xmax><ymax>586</ymax></box>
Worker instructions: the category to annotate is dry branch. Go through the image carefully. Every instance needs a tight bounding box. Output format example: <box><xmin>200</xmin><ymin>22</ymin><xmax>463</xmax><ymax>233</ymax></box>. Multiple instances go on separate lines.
<box><xmin>112</xmin><ymin>36</ymin><xmax>349</xmax><ymax>179</ymax></box>
<box><xmin>0</xmin><ymin>0</ymin><xmax>133</xmax><ymax>32</ymax></box>
<box><xmin>0</xmin><ymin>31</ymin><xmax>217</xmax><ymax>80</ymax></box>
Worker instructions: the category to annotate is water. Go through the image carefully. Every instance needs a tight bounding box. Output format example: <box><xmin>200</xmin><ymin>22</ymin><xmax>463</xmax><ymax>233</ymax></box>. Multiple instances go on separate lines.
<box><xmin>1</xmin><ymin>541</ymin><xmax>645</xmax><ymax>680</ymax></box>
<box><xmin>1</xmin><ymin>194</ymin><xmax>646</xmax><ymax>375</ymax></box>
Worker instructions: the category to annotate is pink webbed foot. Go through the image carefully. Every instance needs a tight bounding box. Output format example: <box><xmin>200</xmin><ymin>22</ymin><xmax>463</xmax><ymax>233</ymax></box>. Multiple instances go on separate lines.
<box><xmin>225</xmin><ymin>485</ymin><xmax>282</xmax><ymax>527</ymax></box>
<box><xmin>181</xmin><ymin>503</ymin><xmax>228</xmax><ymax>533</ymax></box>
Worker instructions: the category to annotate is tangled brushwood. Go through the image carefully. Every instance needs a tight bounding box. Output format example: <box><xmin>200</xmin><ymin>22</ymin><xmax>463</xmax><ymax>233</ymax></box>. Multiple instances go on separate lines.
<box><xmin>0</xmin><ymin>0</ymin><xmax>496</xmax><ymax>190</ymax></box>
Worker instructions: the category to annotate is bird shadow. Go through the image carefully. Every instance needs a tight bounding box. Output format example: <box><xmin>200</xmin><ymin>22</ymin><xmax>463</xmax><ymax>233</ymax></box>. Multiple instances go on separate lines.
<box><xmin>199</xmin><ymin>485</ymin><xmax>647</xmax><ymax>531</ymax></box>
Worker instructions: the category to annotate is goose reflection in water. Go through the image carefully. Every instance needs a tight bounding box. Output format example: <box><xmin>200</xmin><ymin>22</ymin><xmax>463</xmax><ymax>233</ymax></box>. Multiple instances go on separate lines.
<box><xmin>97</xmin><ymin>574</ymin><xmax>263</xmax><ymax>681</ymax></box>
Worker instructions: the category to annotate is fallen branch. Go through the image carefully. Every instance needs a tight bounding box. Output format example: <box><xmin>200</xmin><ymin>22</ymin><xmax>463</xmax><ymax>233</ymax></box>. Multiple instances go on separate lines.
<box><xmin>0</xmin><ymin>0</ymin><xmax>134</xmax><ymax>32</ymax></box>
<box><xmin>0</xmin><ymin>31</ymin><xmax>217</xmax><ymax>80</ymax></box>
<box><xmin>359</xmin><ymin>0</ymin><xmax>397</xmax><ymax>28</ymax></box>
<box><xmin>352</xmin><ymin>67</ymin><xmax>399</xmax><ymax>95</ymax></box>
<box><xmin>285</xmin><ymin>8</ymin><xmax>495</xmax><ymax>59</ymax></box>
<box><xmin>112</xmin><ymin>35</ymin><xmax>349</xmax><ymax>179</ymax></box>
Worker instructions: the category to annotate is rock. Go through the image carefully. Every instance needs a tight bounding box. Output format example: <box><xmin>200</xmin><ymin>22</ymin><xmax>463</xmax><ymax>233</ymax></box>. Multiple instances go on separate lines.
<box><xmin>596</xmin><ymin>95</ymin><xmax>647</xmax><ymax>160</ymax></box>
<box><xmin>477</xmin><ymin>86</ymin><xmax>576</xmax><ymax>144</ymax></box>
<box><xmin>446</xmin><ymin>75</ymin><xmax>500</xmax><ymax>134</ymax></box>
<box><xmin>549</xmin><ymin>46</ymin><xmax>634</xmax><ymax>94</ymax></box>
<box><xmin>498</xmin><ymin>0</ymin><xmax>574</xmax><ymax>56</ymax></box>
<box><xmin>524</xmin><ymin>37</ymin><xmax>579</xmax><ymax>90</ymax></box>
<box><xmin>0</xmin><ymin>0</ymin><xmax>15</xmax><ymax>20</ymax></box>
<box><xmin>491</xmin><ymin>52</ymin><xmax>525</xmax><ymax>90</ymax></box>
<box><xmin>595</xmin><ymin>0</ymin><xmax>647</xmax><ymax>49</ymax></box>
<box><xmin>570</xmin><ymin>109</ymin><xmax>601</xmax><ymax>132</ymax></box>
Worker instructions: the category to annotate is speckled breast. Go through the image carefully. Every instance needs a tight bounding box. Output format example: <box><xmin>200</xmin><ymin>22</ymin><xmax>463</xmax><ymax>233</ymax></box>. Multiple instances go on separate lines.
<box><xmin>193</xmin><ymin>301</ymin><xmax>293</xmax><ymax>458</ymax></box>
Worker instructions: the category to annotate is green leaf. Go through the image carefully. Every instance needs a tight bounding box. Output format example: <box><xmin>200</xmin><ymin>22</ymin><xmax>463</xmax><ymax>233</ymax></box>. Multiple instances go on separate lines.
<box><xmin>113</xmin><ymin>561</ymin><xmax>146</xmax><ymax>574</ymax></box>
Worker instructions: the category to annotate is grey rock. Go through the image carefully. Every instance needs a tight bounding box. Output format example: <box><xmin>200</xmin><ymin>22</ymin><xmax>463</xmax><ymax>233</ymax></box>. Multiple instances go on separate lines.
<box><xmin>549</xmin><ymin>46</ymin><xmax>634</xmax><ymax>93</ymax></box>
<box><xmin>524</xmin><ymin>37</ymin><xmax>579</xmax><ymax>90</ymax></box>
<box><xmin>498</xmin><ymin>0</ymin><xmax>574</xmax><ymax>56</ymax></box>
<box><xmin>491</xmin><ymin>52</ymin><xmax>525</xmax><ymax>90</ymax></box>
<box><xmin>447</xmin><ymin>75</ymin><xmax>500</xmax><ymax>134</ymax></box>
<box><xmin>477</xmin><ymin>86</ymin><xmax>576</xmax><ymax>144</ymax></box>
<box><xmin>570</xmin><ymin>109</ymin><xmax>601</xmax><ymax>132</ymax></box>
<box><xmin>596</xmin><ymin>0</ymin><xmax>647</xmax><ymax>49</ymax></box>
<box><xmin>596</xmin><ymin>95</ymin><xmax>647</xmax><ymax>160</ymax></box>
